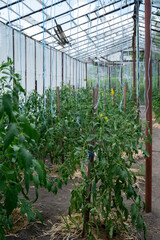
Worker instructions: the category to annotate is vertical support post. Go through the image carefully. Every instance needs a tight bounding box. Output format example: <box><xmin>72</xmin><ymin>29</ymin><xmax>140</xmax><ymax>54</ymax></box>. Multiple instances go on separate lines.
<box><xmin>85</xmin><ymin>62</ymin><xmax>87</xmax><ymax>88</ymax></box>
<box><xmin>62</xmin><ymin>52</ymin><xmax>64</xmax><ymax>86</ymax></box>
<box><xmin>133</xmin><ymin>33</ymin><xmax>136</xmax><ymax>102</ymax></box>
<box><xmin>25</xmin><ymin>36</ymin><xmax>27</xmax><ymax>98</ymax></box>
<box><xmin>35</xmin><ymin>41</ymin><xmax>37</xmax><ymax>93</ymax></box>
<box><xmin>109</xmin><ymin>66</ymin><xmax>111</xmax><ymax>89</ymax></box>
<box><xmin>145</xmin><ymin>0</ymin><xmax>152</xmax><ymax>213</ymax></box>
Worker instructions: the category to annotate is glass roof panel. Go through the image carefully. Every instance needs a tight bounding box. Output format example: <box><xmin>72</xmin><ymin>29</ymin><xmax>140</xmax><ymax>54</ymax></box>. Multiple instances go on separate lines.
<box><xmin>0</xmin><ymin>0</ymin><xmax>159</xmax><ymax>61</ymax></box>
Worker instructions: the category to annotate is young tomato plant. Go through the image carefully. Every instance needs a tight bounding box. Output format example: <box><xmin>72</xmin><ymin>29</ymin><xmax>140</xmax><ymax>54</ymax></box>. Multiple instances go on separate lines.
<box><xmin>0</xmin><ymin>58</ymin><xmax>56</xmax><ymax>239</ymax></box>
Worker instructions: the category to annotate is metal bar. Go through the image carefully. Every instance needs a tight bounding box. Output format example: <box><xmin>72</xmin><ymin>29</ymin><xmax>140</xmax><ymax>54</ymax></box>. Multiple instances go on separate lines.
<box><xmin>71</xmin><ymin>35</ymin><xmax>133</xmax><ymax>58</ymax></box>
<box><xmin>22</xmin><ymin>0</ymin><xmax>99</xmax><ymax>31</ymax></box>
<box><xmin>145</xmin><ymin>0</ymin><xmax>152</xmax><ymax>213</ymax></box>
<box><xmin>58</xmin><ymin>23</ymin><xmax>134</xmax><ymax>53</ymax></box>
<box><xmin>35</xmin><ymin>41</ymin><xmax>37</xmax><ymax>92</ymax></box>
<box><xmin>79</xmin><ymin>41</ymin><xmax>133</xmax><ymax>63</ymax></box>
<box><xmin>40</xmin><ymin>10</ymin><xmax>133</xmax><ymax>42</ymax></box>
<box><xmin>0</xmin><ymin>0</ymin><xmax>24</xmax><ymax>11</ymax></box>
<box><xmin>26</xmin><ymin>0</ymin><xmax>134</xmax><ymax>37</ymax></box>
<box><xmin>6</xmin><ymin>0</ymin><xmax>66</xmax><ymax>24</ymax></box>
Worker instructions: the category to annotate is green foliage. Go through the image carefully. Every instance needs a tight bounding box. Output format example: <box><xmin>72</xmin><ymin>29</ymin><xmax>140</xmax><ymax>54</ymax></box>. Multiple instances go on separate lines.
<box><xmin>152</xmin><ymin>89</ymin><xmax>160</xmax><ymax>123</ymax></box>
<box><xmin>24</xmin><ymin>84</ymin><xmax>148</xmax><ymax>239</ymax></box>
<box><xmin>0</xmin><ymin>58</ymin><xmax>56</xmax><ymax>239</ymax></box>
<box><xmin>0</xmin><ymin>57</ymin><xmax>149</xmax><ymax>239</ymax></box>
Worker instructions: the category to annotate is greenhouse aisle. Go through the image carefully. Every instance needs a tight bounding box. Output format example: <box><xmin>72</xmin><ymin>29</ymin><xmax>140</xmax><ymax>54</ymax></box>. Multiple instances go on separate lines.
<box><xmin>5</xmin><ymin>119</ymin><xmax>160</xmax><ymax>240</ymax></box>
<box><xmin>152</xmin><ymin>121</ymin><xmax>160</xmax><ymax>216</ymax></box>
<box><xmin>140</xmin><ymin>119</ymin><xmax>160</xmax><ymax>240</ymax></box>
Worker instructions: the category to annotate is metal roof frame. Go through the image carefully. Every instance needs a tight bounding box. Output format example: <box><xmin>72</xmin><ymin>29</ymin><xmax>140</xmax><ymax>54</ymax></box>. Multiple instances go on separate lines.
<box><xmin>0</xmin><ymin>0</ymin><xmax>159</xmax><ymax>62</ymax></box>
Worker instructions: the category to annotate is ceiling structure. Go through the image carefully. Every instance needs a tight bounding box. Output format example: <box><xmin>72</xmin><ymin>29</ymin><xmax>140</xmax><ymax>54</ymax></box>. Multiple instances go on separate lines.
<box><xmin>0</xmin><ymin>0</ymin><xmax>159</xmax><ymax>63</ymax></box>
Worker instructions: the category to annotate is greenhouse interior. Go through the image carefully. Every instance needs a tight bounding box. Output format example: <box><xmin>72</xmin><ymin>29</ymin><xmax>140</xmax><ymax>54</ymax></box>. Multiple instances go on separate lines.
<box><xmin>0</xmin><ymin>0</ymin><xmax>160</xmax><ymax>239</ymax></box>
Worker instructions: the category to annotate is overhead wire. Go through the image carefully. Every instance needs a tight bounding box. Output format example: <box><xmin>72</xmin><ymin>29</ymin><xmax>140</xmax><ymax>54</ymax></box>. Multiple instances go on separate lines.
<box><xmin>42</xmin><ymin>0</ymin><xmax>47</xmax><ymax>126</ymax></box>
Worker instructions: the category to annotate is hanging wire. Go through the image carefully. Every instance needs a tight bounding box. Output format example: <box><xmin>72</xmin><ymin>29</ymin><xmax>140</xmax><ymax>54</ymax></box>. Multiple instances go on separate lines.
<box><xmin>75</xmin><ymin>0</ymin><xmax>80</xmax><ymax>125</ymax></box>
<box><xmin>94</xmin><ymin>0</ymin><xmax>101</xmax><ymax>110</ymax></box>
<box><xmin>146</xmin><ymin>2</ymin><xmax>152</xmax><ymax>116</ymax></box>
<box><xmin>136</xmin><ymin>0</ymin><xmax>140</xmax><ymax>111</ymax></box>
<box><xmin>126</xmin><ymin>1</ymin><xmax>132</xmax><ymax>100</ymax></box>
<box><xmin>50</xmin><ymin>0</ymin><xmax>56</xmax><ymax>117</ymax></box>
<box><xmin>119</xmin><ymin>0</ymin><xmax>125</xmax><ymax>112</ymax></box>
<box><xmin>17</xmin><ymin>0</ymin><xmax>24</xmax><ymax>113</ymax></box>
<box><xmin>42</xmin><ymin>0</ymin><xmax>47</xmax><ymax>126</ymax></box>
<box><xmin>7</xmin><ymin>0</ymin><xmax>12</xmax><ymax>59</ymax></box>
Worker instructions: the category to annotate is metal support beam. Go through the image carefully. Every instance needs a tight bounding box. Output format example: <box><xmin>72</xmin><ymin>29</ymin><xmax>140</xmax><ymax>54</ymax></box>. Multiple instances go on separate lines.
<box><xmin>145</xmin><ymin>0</ymin><xmax>152</xmax><ymax>213</ymax></box>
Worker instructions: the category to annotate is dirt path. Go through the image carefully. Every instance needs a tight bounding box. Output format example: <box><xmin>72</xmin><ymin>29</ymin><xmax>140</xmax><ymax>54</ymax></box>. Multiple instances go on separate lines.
<box><xmin>6</xmin><ymin>120</ymin><xmax>160</xmax><ymax>240</ymax></box>
<box><xmin>142</xmin><ymin>121</ymin><xmax>160</xmax><ymax>240</ymax></box>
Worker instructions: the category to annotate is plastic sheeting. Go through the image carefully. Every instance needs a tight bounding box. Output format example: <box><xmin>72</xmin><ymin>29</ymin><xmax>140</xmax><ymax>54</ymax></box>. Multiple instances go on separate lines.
<box><xmin>0</xmin><ymin>21</ymin><xmax>86</xmax><ymax>95</ymax></box>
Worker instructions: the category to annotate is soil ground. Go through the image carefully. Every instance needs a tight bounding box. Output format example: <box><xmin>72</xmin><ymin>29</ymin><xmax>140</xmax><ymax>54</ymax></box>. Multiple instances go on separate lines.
<box><xmin>6</xmin><ymin>118</ymin><xmax>160</xmax><ymax>240</ymax></box>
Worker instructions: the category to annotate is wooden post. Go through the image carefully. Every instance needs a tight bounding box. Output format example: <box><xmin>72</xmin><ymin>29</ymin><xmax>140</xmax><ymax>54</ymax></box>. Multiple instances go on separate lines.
<box><xmin>82</xmin><ymin>87</ymin><xmax>98</xmax><ymax>237</ymax></box>
<box><xmin>145</xmin><ymin>0</ymin><xmax>152</xmax><ymax>213</ymax></box>
<box><xmin>124</xmin><ymin>83</ymin><xmax>127</xmax><ymax>109</ymax></box>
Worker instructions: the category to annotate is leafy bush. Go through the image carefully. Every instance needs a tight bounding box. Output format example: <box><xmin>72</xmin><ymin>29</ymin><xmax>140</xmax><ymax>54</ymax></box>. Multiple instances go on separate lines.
<box><xmin>0</xmin><ymin>58</ymin><xmax>55</xmax><ymax>239</ymax></box>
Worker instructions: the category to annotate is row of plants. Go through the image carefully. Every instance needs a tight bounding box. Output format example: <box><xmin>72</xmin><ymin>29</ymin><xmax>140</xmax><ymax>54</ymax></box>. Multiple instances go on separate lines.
<box><xmin>152</xmin><ymin>89</ymin><xmax>160</xmax><ymax>123</ymax></box>
<box><xmin>0</xmin><ymin>58</ymin><xmax>149</xmax><ymax>239</ymax></box>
